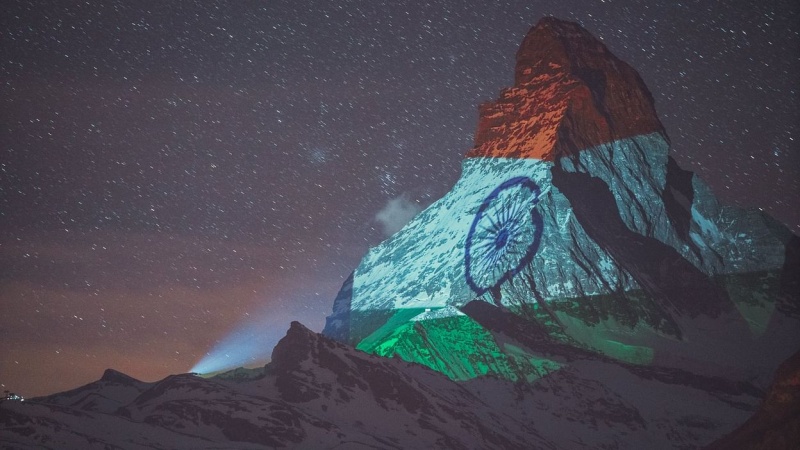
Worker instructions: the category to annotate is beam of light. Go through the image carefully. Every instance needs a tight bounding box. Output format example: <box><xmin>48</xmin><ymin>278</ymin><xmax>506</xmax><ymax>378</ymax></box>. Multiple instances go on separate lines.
<box><xmin>189</xmin><ymin>317</ymin><xmax>287</xmax><ymax>375</ymax></box>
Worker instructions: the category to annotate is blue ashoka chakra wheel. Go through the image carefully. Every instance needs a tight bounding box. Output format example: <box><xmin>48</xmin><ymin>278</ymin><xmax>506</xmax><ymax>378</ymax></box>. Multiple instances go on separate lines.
<box><xmin>465</xmin><ymin>177</ymin><xmax>544</xmax><ymax>295</ymax></box>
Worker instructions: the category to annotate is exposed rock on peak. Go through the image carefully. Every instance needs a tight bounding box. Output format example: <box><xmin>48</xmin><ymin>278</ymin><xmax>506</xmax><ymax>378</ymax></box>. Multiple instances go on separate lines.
<box><xmin>100</xmin><ymin>368</ymin><xmax>141</xmax><ymax>384</ymax></box>
<box><xmin>270</xmin><ymin>321</ymin><xmax>315</xmax><ymax>372</ymax></box>
<box><xmin>706</xmin><ymin>350</ymin><xmax>800</xmax><ymax>449</ymax></box>
<box><xmin>470</xmin><ymin>17</ymin><xmax>664</xmax><ymax>160</ymax></box>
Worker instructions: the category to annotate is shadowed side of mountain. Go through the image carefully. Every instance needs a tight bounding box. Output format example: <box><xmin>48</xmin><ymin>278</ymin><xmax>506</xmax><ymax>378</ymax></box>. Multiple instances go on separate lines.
<box><xmin>551</xmin><ymin>160</ymin><xmax>731</xmax><ymax>318</ymax></box>
<box><xmin>705</xmin><ymin>350</ymin><xmax>800</xmax><ymax>450</ymax></box>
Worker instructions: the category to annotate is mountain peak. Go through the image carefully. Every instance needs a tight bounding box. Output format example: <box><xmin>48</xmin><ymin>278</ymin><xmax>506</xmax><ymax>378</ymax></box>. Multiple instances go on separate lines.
<box><xmin>270</xmin><ymin>321</ymin><xmax>315</xmax><ymax>372</ymax></box>
<box><xmin>100</xmin><ymin>368</ymin><xmax>141</xmax><ymax>384</ymax></box>
<box><xmin>514</xmin><ymin>17</ymin><xmax>612</xmax><ymax>86</ymax></box>
<box><xmin>469</xmin><ymin>17</ymin><xmax>665</xmax><ymax>160</ymax></box>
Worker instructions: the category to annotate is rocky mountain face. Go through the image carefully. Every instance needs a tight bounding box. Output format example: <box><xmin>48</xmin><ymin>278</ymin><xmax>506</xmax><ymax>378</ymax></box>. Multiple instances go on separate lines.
<box><xmin>706</xmin><ymin>350</ymin><xmax>800</xmax><ymax>449</ymax></box>
<box><xmin>322</xmin><ymin>17</ymin><xmax>799</xmax><ymax>387</ymax></box>
<box><xmin>2</xmin><ymin>17</ymin><xmax>799</xmax><ymax>449</ymax></box>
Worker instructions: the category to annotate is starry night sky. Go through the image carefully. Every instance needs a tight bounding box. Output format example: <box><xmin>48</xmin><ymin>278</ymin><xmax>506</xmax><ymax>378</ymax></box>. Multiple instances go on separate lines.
<box><xmin>2</xmin><ymin>1</ymin><xmax>798</xmax><ymax>397</ymax></box>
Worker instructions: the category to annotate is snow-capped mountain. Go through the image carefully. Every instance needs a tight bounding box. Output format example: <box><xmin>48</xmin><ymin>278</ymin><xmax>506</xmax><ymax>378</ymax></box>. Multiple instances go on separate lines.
<box><xmin>322</xmin><ymin>17</ymin><xmax>800</xmax><ymax>388</ymax></box>
<box><xmin>2</xmin><ymin>17</ymin><xmax>798</xmax><ymax>449</ymax></box>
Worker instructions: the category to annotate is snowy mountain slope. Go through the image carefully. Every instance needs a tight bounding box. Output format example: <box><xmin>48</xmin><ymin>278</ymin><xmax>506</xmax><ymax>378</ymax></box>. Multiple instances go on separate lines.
<box><xmin>1</xmin><ymin>322</ymin><xmax>554</xmax><ymax>449</ymax></box>
<box><xmin>1</xmin><ymin>321</ymin><xmax>768</xmax><ymax>449</ymax></box>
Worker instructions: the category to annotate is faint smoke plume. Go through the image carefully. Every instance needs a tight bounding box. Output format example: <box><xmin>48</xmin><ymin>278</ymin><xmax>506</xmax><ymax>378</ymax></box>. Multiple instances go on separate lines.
<box><xmin>375</xmin><ymin>193</ymin><xmax>423</xmax><ymax>237</ymax></box>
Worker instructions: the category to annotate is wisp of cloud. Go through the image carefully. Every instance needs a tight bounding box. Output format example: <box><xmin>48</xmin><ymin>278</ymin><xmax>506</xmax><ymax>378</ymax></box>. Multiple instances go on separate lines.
<box><xmin>375</xmin><ymin>193</ymin><xmax>422</xmax><ymax>237</ymax></box>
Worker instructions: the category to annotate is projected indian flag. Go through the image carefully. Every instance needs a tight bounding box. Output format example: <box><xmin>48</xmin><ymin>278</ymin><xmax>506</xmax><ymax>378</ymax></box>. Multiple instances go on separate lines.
<box><xmin>322</xmin><ymin>19</ymin><xmax>795</xmax><ymax>381</ymax></box>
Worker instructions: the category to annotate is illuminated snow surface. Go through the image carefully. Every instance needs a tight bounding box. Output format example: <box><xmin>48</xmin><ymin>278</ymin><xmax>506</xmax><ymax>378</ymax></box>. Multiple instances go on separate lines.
<box><xmin>324</xmin><ymin>131</ymin><xmax>799</xmax><ymax>385</ymax></box>
<box><xmin>329</xmin><ymin>133</ymin><xmax>789</xmax><ymax>316</ymax></box>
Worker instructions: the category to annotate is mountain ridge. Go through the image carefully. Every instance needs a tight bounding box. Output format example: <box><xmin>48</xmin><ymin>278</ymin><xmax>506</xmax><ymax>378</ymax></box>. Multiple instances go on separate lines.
<box><xmin>0</xmin><ymin>318</ymin><xmax>771</xmax><ymax>449</ymax></box>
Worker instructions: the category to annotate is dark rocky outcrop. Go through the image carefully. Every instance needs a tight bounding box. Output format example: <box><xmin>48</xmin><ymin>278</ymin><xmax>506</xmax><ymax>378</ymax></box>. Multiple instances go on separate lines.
<box><xmin>706</xmin><ymin>350</ymin><xmax>800</xmax><ymax>450</ymax></box>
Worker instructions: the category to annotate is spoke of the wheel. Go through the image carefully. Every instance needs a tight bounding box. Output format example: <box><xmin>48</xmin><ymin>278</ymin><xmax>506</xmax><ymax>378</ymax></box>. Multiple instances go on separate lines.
<box><xmin>478</xmin><ymin>222</ymin><xmax>497</xmax><ymax>234</ymax></box>
<box><xmin>499</xmin><ymin>199</ymin><xmax>513</xmax><ymax>224</ymax></box>
<box><xmin>474</xmin><ymin>238</ymin><xmax>499</xmax><ymax>251</ymax></box>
